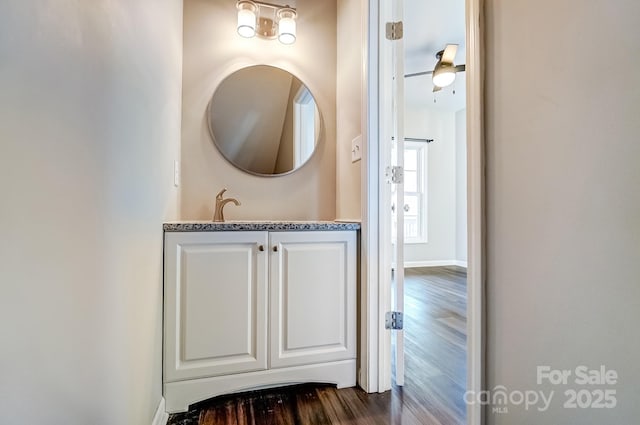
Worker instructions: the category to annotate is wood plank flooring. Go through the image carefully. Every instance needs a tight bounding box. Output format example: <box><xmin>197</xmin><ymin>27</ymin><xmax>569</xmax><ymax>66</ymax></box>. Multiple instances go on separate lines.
<box><xmin>168</xmin><ymin>266</ymin><xmax>467</xmax><ymax>425</ymax></box>
<box><xmin>397</xmin><ymin>266</ymin><xmax>467</xmax><ymax>424</ymax></box>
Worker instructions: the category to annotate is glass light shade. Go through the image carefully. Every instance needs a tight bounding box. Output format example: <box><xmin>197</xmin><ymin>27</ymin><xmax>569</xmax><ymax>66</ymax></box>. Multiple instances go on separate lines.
<box><xmin>277</xmin><ymin>9</ymin><xmax>297</xmax><ymax>44</ymax></box>
<box><xmin>432</xmin><ymin>64</ymin><xmax>456</xmax><ymax>88</ymax></box>
<box><xmin>237</xmin><ymin>1</ymin><xmax>257</xmax><ymax>38</ymax></box>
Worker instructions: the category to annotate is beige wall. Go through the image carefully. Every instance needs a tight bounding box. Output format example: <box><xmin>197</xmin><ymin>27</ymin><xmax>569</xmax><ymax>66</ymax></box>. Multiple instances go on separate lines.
<box><xmin>181</xmin><ymin>0</ymin><xmax>337</xmax><ymax>220</ymax></box>
<box><xmin>335</xmin><ymin>0</ymin><xmax>363</xmax><ymax>220</ymax></box>
<box><xmin>485</xmin><ymin>0</ymin><xmax>640</xmax><ymax>423</ymax></box>
<box><xmin>0</xmin><ymin>1</ymin><xmax>182</xmax><ymax>424</ymax></box>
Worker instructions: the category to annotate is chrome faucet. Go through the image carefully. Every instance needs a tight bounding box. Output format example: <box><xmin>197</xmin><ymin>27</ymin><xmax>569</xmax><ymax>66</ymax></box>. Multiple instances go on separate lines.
<box><xmin>213</xmin><ymin>188</ymin><xmax>240</xmax><ymax>222</ymax></box>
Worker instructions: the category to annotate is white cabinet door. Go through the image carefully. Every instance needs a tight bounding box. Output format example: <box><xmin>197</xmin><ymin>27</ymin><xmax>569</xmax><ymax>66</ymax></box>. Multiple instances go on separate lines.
<box><xmin>164</xmin><ymin>231</ymin><xmax>268</xmax><ymax>382</ymax></box>
<box><xmin>269</xmin><ymin>231</ymin><xmax>356</xmax><ymax>368</ymax></box>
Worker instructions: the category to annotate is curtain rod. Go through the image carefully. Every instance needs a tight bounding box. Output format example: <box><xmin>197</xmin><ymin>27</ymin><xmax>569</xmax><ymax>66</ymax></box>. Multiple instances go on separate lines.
<box><xmin>392</xmin><ymin>137</ymin><xmax>434</xmax><ymax>143</ymax></box>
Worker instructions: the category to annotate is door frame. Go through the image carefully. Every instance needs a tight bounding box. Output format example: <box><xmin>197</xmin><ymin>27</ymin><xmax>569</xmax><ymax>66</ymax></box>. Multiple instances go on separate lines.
<box><xmin>359</xmin><ymin>0</ymin><xmax>485</xmax><ymax>424</ymax></box>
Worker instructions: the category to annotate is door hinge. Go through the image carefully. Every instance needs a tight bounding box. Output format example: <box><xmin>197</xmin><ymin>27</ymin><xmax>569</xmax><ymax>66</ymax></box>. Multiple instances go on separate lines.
<box><xmin>386</xmin><ymin>165</ymin><xmax>404</xmax><ymax>184</ymax></box>
<box><xmin>385</xmin><ymin>311</ymin><xmax>404</xmax><ymax>330</ymax></box>
<box><xmin>385</xmin><ymin>22</ymin><xmax>403</xmax><ymax>40</ymax></box>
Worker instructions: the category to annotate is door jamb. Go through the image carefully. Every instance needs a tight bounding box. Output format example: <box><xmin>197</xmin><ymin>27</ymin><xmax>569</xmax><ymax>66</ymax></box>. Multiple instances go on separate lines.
<box><xmin>465</xmin><ymin>0</ymin><xmax>485</xmax><ymax>423</ymax></box>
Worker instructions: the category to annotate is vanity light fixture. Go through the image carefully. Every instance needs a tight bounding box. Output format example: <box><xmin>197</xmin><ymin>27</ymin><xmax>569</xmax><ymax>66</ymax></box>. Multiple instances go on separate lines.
<box><xmin>236</xmin><ymin>1</ymin><xmax>297</xmax><ymax>45</ymax></box>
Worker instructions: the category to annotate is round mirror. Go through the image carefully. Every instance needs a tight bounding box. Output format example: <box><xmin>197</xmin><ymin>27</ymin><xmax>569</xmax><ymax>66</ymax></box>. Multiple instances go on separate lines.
<box><xmin>207</xmin><ymin>65</ymin><xmax>321</xmax><ymax>176</ymax></box>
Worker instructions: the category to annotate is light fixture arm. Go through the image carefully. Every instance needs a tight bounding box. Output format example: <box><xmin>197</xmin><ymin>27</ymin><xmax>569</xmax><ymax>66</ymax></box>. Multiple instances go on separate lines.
<box><xmin>252</xmin><ymin>0</ymin><xmax>295</xmax><ymax>10</ymax></box>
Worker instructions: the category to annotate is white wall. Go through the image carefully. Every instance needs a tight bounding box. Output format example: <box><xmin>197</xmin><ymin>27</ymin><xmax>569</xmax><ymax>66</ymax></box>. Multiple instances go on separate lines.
<box><xmin>335</xmin><ymin>0</ymin><xmax>363</xmax><ymax>221</ymax></box>
<box><xmin>404</xmin><ymin>107</ymin><xmax>457</xmax><ymax>264</ymax></box>
<box><xmin>0</xmin><ymin>1</ymin><xmax>182</xmax><ymax>424</ymax></box>
<box><xmin>455</xmin><ymin>109</ymin><xmax>467</xmax><ymax>263</ymax></box>
<box><xmin>485</xmin><ymin>0</ymin><xmax>640</xmax><ymax>423</ymax></box>
<box><xmin>181</xmin><ymin>0</ymin><xmax>337</xmax><ymax>220</ymax></box>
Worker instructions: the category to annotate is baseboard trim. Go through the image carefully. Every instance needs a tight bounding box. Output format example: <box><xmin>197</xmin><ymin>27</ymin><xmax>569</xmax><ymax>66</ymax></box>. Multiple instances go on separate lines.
<box><xmin>404</xmin><ymin>260</ymin><xmax>464</xmax><ymax>268</ymax></box>
<box><xmin>164</xmin><ymin>359</ymin><xmax>356</xmax><ymax>413</ymax></box>
<box><xmin>151</xmin><ymin>397</ymin><xmax>168</xmax><ymax>425</ymax></box>
<box><xmin>454</xmin><ymin>260</ymin><xmax>468</xmax><ymax>268</ymax></box>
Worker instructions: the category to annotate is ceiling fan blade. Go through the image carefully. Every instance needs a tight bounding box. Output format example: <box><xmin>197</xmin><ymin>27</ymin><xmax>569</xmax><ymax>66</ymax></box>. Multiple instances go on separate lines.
<box><xmin>454</xmin><ymin>64</ymin><xmax>466</xmax><ymax>72</ymax></box>
<box><xmin>404</xmin><ymin>70</ymin><xmax>434</xmax><ymax>78</ymax></box>
<box><xmin>433</xmin><ymin>85</ymin><xmax>442</xmax><ymax>93</ymax></box>
<box><xmin>441</xmin><ymin>44</ymin><xmax>458</xmax><ymax>64</ymax></box>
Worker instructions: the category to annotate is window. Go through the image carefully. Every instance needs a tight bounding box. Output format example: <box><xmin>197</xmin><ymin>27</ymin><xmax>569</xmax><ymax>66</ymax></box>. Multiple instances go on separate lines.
<box><xmin>403</xmin><ymin>142</ymin><xmax>427</xmax><ymax>243</ymax></box>
<box><xmin>293</xmin><ymin>86</ymin><xmax>317</xmax><ymax>167</ymax></box>
<box><xmin>392</xmin><ymin>141</ymin><xmax>428</xmax><ymax>243</ymax></box>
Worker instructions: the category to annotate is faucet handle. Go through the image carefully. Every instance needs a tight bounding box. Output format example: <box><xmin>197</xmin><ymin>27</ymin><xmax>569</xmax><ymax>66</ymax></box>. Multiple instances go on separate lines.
<box><xmin>216</xmin><ymin>188</ymin><xmax>227</xmax><ymax>199</ymax></box>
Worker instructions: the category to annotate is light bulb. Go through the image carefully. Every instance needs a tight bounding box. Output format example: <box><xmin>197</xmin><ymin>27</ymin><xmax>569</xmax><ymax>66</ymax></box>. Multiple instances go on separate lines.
<box><xmin>277</xmin><ymin>8</ymin><xmax>296</xmax><ymax>45</ymax></box>
<box><xmin>432</xmin><ymin>63</ymin><xmax>456</xmax><ymax>88</ymax></box>
<box><xmin>237</xmin><ymin>1</ymin><xmax>257</xmax><ymax>38</ymax></box>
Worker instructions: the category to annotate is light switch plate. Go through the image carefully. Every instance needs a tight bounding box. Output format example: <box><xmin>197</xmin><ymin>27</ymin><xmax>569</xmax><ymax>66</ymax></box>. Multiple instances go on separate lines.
<box><xmin>173</xmin><ymin>160</ymin><xmax>180</xmax><ymax>187</ymax></box>
<box><xmin>351</xmin><ymin>135</ymin><xmax>362</xmax><ymax>163</ymax></box>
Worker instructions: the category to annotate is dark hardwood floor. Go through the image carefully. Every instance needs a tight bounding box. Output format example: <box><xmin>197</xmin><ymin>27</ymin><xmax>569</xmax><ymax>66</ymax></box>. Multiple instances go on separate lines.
<box><xmin>168</xmin><ymin>266</ymin><xmax>467</xmax><ymax>425</ymax></box>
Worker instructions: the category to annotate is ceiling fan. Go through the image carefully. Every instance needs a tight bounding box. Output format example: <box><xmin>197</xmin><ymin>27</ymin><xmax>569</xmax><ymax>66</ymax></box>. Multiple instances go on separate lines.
<box><xmin>405</xmin><ymin>44</ymin><xmax>466</xmax><ymax>92</ymax></box>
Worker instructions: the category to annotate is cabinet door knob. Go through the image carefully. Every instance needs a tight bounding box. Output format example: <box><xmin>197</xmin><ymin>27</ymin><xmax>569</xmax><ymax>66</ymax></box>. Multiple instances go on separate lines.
<box><xmin>258</xmin><ymin>245</ymin><xmax>264</xmax><ymax>251</ymax></box>
<box><xmin>273</xmin><ymin>245</ymin><xmax>278</xmax><ymax>252</ymax></box>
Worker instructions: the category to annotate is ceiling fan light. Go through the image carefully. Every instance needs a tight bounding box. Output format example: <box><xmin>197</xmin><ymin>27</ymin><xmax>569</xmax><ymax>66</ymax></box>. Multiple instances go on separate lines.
<box><xmin>432</xmin><ymin>64</ymin><xmax>456</xmax><ymax>88</ymax></box>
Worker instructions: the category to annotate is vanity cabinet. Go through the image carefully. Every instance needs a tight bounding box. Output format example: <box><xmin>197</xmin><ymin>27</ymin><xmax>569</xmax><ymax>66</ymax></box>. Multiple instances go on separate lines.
<box><xmin>269</xmin><ymin>231</ymin><xmax>356</xmax><ymax>368</ymax></box>
<box><xmin>163</xmin><ymin>228</ymin><xmax>357</xmax><ymax>413</ymax></box>
<box><xmin>164</xmin><ymin>231</ymin><xmax>269</xmax><ymax>383</ymax></box>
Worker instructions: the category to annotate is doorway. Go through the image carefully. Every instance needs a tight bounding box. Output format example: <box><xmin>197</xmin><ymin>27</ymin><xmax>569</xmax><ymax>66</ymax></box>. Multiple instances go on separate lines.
<box><xmin>387</xmin><ymin>1</ymin><xmax>468</xmax><ymax>423</ymax></box>
<box><xmin>360</xmin><ymin>0</ymin><xmax>484</xmax><ymax>424</ymax></box>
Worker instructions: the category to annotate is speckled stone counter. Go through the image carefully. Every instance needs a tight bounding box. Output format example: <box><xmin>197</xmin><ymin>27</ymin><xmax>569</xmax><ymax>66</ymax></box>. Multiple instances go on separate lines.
<box><xmin>163</xmin><ymin>221</ymin><xmax>361</xmax><ymax>232</ymax></box>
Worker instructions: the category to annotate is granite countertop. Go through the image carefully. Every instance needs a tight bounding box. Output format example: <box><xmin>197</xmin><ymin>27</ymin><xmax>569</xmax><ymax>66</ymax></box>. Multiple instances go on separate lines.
<box><xmin>163</xmin><ymin>221</ymin><xmax>361</xmax><ymax>232</ymax></box>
